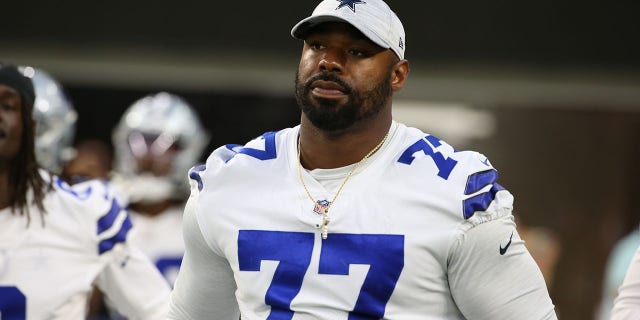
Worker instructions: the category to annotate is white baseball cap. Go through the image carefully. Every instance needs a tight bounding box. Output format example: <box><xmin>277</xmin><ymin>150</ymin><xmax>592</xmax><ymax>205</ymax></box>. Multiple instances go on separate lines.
<box><xmin>291</xmin><ymin>0</ymin><xmax>405</xmax><ymax>60</ymax></box>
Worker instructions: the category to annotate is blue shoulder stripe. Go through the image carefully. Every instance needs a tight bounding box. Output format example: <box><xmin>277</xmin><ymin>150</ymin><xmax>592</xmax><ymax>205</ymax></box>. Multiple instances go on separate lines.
<box><xmin>464</xmin><ymin>169</ymin><xmax>498</xmax><ymax>195</ymax></box>
<box><xmin>98</xmin><ymin>215</ymin><xmax>133</xmax><ymax>254</ymax></box>
<box><xmin>462</xmin><ymin>169</ymin><xmax>505</xmax><ymax>219</ymax></box>
<box><xmin>97</xmin><ymin>199</ymin><xmax>122</xmax><ymax>235</ymax></box>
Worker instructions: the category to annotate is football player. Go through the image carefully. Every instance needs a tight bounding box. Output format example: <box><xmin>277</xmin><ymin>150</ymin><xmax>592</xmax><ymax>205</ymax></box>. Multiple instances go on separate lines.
<box><xmin>168</xmin><ymin>0</ymin><xmax>557</xmax><ymax>319</ymax></box>
<box><xmin>111</xmin><ymin>92</ymin><xmax>209</xmax><ymax>286</ymax></box>
<box><xmin>0</xmin><ymin>64</ymin><xmax>170</xmax><ymax>319</ymax></box>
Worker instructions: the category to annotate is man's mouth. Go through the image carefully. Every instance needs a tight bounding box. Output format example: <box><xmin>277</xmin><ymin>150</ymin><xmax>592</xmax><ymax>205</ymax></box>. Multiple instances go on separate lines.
<box><xmin>310</xmin><ymin>80</ymin><xmax>347</xmax><ymax>98</ymax></box>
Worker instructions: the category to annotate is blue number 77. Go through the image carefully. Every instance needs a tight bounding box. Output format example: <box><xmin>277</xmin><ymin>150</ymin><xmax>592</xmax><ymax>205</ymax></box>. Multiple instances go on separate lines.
<box><xmin>238</xmin><ymin>230</ymin><xmax>404</xmax><ymax>319</ymax></box>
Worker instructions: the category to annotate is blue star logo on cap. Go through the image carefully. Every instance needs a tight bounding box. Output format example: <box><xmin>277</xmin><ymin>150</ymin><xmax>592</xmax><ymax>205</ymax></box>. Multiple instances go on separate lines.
<box><xmin>336</xmin><ymin>0</ymin><xmax>366</xmax><ymax>12</ymax></box>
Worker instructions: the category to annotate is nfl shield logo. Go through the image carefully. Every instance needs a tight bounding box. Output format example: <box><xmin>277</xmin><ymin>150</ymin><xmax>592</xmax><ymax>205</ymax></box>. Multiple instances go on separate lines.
<box><xmin>314</xmin><ymin>200</ymin><xmax>331</xmax><ymax>215</ymax></box>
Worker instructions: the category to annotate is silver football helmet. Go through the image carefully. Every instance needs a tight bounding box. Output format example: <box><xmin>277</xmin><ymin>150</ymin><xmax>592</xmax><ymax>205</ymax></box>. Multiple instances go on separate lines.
<box><xmin>112</xmin><ymin>92</ymin><xmax>209</xmax><ymax>203</ymax></box>
<box><xmin>23</xmin><ymin>67</ymin><xmax>78</xmax><ymax>173</ymax></box>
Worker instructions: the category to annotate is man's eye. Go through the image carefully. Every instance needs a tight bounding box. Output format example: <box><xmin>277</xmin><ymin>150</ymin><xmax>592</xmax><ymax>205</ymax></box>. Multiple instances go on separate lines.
<box><xmin>310</xmin><ymin>43</ymin><xmax>324</xmax><ymax>50</ymax></box>
<box><xmin>349</xmin><ymin>49</ymin><xmax>366</xmax><ymax>57</ymax></box>
<box><xmin>1</xmin><ymin>103</ymin><xmax>16</xmax><ymax>111</ymax></box>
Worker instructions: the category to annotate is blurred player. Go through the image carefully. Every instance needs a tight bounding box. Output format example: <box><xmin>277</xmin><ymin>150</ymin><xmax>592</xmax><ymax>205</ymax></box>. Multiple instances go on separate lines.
<box><xmin>168</xmin><ymin>0</ymin><xmax>557</xmax><ymax>319</ymax></box>
<box><xmin>29</xmin><ymin>67</ymin><xmax>112</xmax><ymax>182</ymax></box>
<box><xmin>112</xmin><ymin>92</ymin><xmax>209</xmax><ymax>286</ymax></box>
<box><xmin>30</xmin><ymin>67</ymin><xmax>78</xmax><ymax>175</ymax></box>
<box><xmin>597</xmin><ymin>229</ymin><xmax>640</xmax><ymax>319</ymax></box>
<box><xmin>28</xmin><ymin>67</ymin><xmax>122</xmax><ymax>319</ymax></box>
<box><xmin>610</xmin><ymin>231</ymin><xmax>640</xmax><ymax>319</ymax></box>
<box><xmin>62</xmin><ymin>138</ymin><xmax>114</xmax><ymax>181</ymax></box>
<box><xmin>0</xmin><ymin>64</ymin><xmax>170</xmax><ymax>319</ymax></box>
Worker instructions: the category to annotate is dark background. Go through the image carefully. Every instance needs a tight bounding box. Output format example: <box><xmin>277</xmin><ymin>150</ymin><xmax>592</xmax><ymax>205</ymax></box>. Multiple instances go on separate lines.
<box><xmin>2</xmin><ymin>0</ymin><xmax>640</xmax><ymax>69</ymax></box>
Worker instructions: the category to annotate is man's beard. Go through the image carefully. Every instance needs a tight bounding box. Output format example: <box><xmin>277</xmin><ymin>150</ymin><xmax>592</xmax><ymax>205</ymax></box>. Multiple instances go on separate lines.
<box><xmin>294</xmin><ymin>71</ymin><xmax>392</xmax><ymax>132</ymax></box>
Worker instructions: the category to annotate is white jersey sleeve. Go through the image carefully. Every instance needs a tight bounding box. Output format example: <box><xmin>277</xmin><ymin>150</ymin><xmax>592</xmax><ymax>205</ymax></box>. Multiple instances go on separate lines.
<box><xmin>443</xmin><ymin>149</ymin><xmax>556</xmax><ymax>320</ymax></box>
<box><xmin>168</xmin><ymin>163</ymin><xmax>240</xmax><ymax>320</ymax></box>
<box><xmin>448</xmin><ymin>209</ymin><xmax>557</xmax><ymax>319</ymax></box>
<box><xmin>611</xmin><ymin>243</ymin><xmax>640</xmax><ymax>320</ymax></box>
<box><xmin>94</xmin><ymin>241</ymin><xmax>171</xmax><ymax>319</ymax></box>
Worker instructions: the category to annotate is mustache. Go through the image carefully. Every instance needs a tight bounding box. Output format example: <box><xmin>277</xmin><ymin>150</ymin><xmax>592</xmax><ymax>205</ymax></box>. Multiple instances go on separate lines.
<box><xmin>304</xmin><ymin>73</ymin><xmax>352</xmax><ymax>94</ymax></box>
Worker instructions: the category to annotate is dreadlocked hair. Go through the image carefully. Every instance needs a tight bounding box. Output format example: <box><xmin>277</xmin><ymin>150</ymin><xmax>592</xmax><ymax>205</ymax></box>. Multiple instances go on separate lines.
<box><xmin>10</xmin><ymin>105</ymin><xmax>52</xmax><ymax>226</ymax></box>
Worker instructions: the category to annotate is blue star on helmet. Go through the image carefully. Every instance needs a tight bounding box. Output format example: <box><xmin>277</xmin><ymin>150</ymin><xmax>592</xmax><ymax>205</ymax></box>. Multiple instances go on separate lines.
<box><xmin>336</xmin><ymin>0</ymin><xmax>366</xmax><ymax>12</ymax></box>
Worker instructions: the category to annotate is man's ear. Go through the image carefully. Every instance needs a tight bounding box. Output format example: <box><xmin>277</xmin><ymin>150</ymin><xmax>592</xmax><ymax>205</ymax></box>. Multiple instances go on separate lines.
<box><xmin>391</xmin><ymin>59</ymin><xmax>410</xmax><ymax>91</ymax></box>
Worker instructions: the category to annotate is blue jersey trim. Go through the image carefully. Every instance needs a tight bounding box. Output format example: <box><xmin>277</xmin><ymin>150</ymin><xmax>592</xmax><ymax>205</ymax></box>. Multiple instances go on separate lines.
<box><xmin>97</xmin><ymin>199</ymin><xmax>122</xmax><ymax>235</ymax></box>
<box><xmin>189</xmin><ymin>164</ymin><xmax>206</xmax><ymax>191</ymax></box>
<box><xmin>236</xmin><ymin>131</ymin><xmax>278</xmax><ymax>161</ymax></box>
<box><xmin>464</xmin><ymin>169</ymin><xmax>499</xmax><ymax>195</ymax></box>
<box><xmin>463</xmin><ymin>169</ymin><xmax>505</xmax><ymax>219</ymax></box>
<box><xmin>55</xmin><ymin>177</ymin><xmax>93</xmax><ymax>200</ymax></box>
<box><xmin>98</xmin><ymin>214</ymin><xmax>133</xmax><ymax>254</ymax></box>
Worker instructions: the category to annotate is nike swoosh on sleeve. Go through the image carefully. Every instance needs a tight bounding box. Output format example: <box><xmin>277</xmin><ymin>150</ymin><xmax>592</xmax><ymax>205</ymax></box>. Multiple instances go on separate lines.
<box><xmin>499</xmin><ymin>232</ymin><xmax>514</xmax><ymax>255</ymax></box>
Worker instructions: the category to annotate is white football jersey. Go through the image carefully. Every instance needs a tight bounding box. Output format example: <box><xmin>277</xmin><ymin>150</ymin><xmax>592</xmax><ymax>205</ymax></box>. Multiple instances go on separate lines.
<box><xmin>129</xmin><ymin>207</ymin><xmax>185</xmax><ymax>286</ymax></box>
<box><xmin>169</xmin><ymin>121</ymin><xmax>556</xmax><ymax>320</ymax></box>
<box><xmin>0</xmin><ymin>171</ymin><xmax>170</xmax><ymax>320</ymax></box>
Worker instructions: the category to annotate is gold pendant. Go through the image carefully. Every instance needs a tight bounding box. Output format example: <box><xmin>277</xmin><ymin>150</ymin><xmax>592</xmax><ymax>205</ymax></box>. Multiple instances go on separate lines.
<box><xmin>313</xmin><ymin>200</ymin><xmax>331</xmax><ymax>239</ymax></box>
<box><xmin>321</xmin><ymin>211</ymin><xmax>330</xmax><ymax>240</ymax></box>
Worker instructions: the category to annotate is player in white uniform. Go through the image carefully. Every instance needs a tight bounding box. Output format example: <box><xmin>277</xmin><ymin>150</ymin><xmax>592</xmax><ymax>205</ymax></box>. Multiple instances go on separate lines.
<box><xmin>611</xmin><ymin>238</ymin><xmax>640</xmax><ymax>319</ymax></box>
<box><xmin>168</xmin><ymin>0</ymin><xmax>557</xmax><ymax>319</ymax></box>
<box><xmin>0</xmin><ymin>64</ymin><xmax>170</xmax><ymax>319</ymax></box>
<box><xmin>111</xmin><ymin>92</ymin><xmax>209</xmax><ymax>285</ymax></box>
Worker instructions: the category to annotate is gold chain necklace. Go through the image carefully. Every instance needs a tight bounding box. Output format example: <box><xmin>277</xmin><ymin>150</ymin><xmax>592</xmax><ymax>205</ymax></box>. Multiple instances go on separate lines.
<box><xmin>297</xmin><ymin>132</ymin><xmax>388</xmax><ymax>240</ymax></box>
